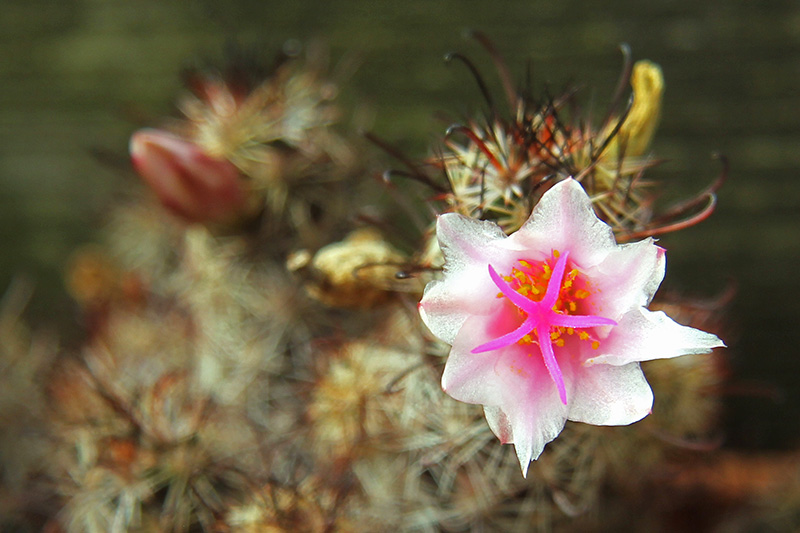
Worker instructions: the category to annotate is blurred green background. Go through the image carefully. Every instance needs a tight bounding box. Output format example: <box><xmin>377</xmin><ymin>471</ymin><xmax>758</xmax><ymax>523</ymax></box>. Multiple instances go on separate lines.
<box><xmin>1</xmin><ymin>0</ymin><xmax>798</xmax><ymax>450</ymax></box>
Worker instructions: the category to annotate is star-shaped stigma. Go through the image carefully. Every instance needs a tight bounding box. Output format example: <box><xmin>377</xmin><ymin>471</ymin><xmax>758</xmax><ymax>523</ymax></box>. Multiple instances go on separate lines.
<box><xmin>471</xmin><ymin>251</ymin><xmax>618</xmax><ymax>405</ymax></box>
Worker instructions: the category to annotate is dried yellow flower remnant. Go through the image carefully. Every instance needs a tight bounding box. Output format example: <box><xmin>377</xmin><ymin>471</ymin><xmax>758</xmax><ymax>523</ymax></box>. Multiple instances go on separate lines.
<box><xmin>299</xmin><ymin>228</ymin><xmax>408</xmax><ymax>308</ymax></box>
<box><xmin>602</xmin><ymin>60</ymin><xmax>665</xmax><ymax>162</ymax></box>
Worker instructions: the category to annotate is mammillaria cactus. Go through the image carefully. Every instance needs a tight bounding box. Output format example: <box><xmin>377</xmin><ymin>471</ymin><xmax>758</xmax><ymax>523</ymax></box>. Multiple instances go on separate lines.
<box><xmin>1</xmin><ymin>37</ymin><xmax>755</xmax><ymax>532</ymax></box>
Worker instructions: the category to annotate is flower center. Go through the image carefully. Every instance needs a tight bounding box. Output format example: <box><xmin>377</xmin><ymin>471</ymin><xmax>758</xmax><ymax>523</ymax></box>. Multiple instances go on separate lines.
<box><xmin>471</xmin><ymin>250</ymin><xmax>617</xmax><ymax>405</ymax></box>
<box><xmin>501</xmin><ymin>253</ymin><xmax>602</xmax><ymax>348</ymax></box>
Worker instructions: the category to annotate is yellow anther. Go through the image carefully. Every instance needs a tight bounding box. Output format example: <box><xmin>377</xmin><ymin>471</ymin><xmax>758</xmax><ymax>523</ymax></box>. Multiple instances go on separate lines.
<box><xmin>591</xmin><ymin>341</ymin><xmax>600</xmax><ymax>350</ymax></box>
<box><xmin>519</xmin><ymin>260</ymin><xmax>531</xmax><ymax>268</ymax></box>
<box><xmin>568</xmin><ymin>301</ymin><xmax>577</xmax><ymax>312</ymax></box>
<box><xmin>553</xmin><ymin>250</ymin><xmax>560</xmax><ymax>258</ymax></box>
<box><xmin>555</xmin><ymin>339</ymin><xmax>565</xmax><ymax>347</ymax></box>
<box><xmin>579</xmin><ymin>331</ymin><xmax>590</xmax><ymax>341</ymax></box>
<box><xmin>550</xmin><ymin>331</ymin><xmax>560</xmax><ymax>340</ymax></box>
<box><xmin>575</xmin><ymin>289</ymin><xmax>590</xmax><ymax>299</ymax></box>
<box><xmin>567</xmin><ymin>327</ymin><xmax>574</xmax><ymax>335</ymax></box>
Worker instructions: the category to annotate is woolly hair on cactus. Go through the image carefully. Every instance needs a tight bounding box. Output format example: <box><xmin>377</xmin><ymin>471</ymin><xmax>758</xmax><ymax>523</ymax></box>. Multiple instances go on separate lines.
<box><xmin>47</xmin><ymin>247</ymin><xmax>286</xmax><ymax>532</ymax></box>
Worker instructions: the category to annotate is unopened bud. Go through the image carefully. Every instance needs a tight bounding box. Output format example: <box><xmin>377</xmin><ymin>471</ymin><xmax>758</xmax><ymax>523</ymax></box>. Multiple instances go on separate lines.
<box><xmin>130</xmin><ymin>128</ymin><xmax>247</xmax><ymax>223</ymax></box>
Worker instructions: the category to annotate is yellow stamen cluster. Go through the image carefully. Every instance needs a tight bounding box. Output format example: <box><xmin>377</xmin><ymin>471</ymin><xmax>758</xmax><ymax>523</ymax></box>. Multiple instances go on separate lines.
<box><xmin>497</xmin><ymin>254</ymin><xmax>601</xmax><ymax>350</ymax></box>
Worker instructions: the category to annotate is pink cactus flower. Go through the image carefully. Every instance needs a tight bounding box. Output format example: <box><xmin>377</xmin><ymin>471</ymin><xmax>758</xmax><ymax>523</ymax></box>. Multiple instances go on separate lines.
<box><xmin>419</xmin><ymin>178</ymin><xmax>724</xmax><ymax>475</ymax></box>
<box><xmin>130</xmin><ymin>128</ymin><xmax>246</xmax><ymax>223</ymax></box>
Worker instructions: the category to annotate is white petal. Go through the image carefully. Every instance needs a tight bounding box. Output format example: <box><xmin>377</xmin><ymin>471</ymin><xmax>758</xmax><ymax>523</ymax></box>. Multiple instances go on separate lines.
<box><xmin>483</xmin><ymin>405</ymin><xmax>511</xmax><ymax>443</ymax></box>
<box><xmin>513</xmin><ymin>179</ymin><xmax>617</xmax><ymax>268</ymax></box>
<box><xmin>585</xmin><ymin>308</ymin><xmax>725</xmax><ymax>367</ymax></box>
<box><xmin>568</xmin><ymin>362</ymin><xmax>653</xmax><ymax>425</ymax></box>
<box><xmin>481</xmin><ymin>371</ymin><xmax>569</xmax><ymax>477</ymax></box>
<box><xmin>588</xmin><ymin>240</ymin><xmax>666</xmax><ymax>319</ymax></box>
<box><xmin>441</xmin><ymin>340</ymin><xmax>507</xmax><ymax>406</ymax></box>
<box><xmin>437</xmin><ymin>213</ymin><xmax>510</xmax><ymax>275</ymax></box>
<box><xmin>420</xmin><ymin>214</ymin><xmax>514</xmax><ymax>344</ymax></box>
<box><xmin>506</xmin><ymin>391</ymin><xmax>568</xmax><ymax>477</ymax></box>
<box><xmin>441</xmin><ymin>312</ymin><xmax>520</xmax><ymax>404</ymax></box>
<box><xmin>442</xmin><ymin>314</ymin><xmax>570</xmax><ymax>476</ymax></box>
<box><xmin>510</xmin><ymin>369</ymin><xmax>569</xmax><ymax>476</ymax></box>
<box><xmin>419</xmin><ymin>279</ymin><xmax>469</xmax><ymax>345</ymax></box>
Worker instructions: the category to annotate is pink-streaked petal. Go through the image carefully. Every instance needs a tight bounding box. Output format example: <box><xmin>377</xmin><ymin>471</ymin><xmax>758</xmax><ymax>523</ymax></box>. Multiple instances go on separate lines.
<box><xmin>491</xmin><ymin>349</ymin><xmax>572</xmax><ymax>476</ymax></box>
<box><xmin>549</xmin><ymin>312</ymin><xmax>617</xmax><ymax>329</ymax></box>
<box><xmin>471</xmin><ymin>316</ymin><xmax>537</xmax><ymax>354</ymax></box>
<box><xmin>541</xmin><ymin>251</ymin><xmax>569</xmax><ymax>309</ymax></box>
<box><xmin>442</xmin><ymin>315</ymin><xmax>516</xmax><ymax>406</ymax></box>
<box><xmin>420</xmin><ymin>216</ymin><xmax>516</xmax><ymax>343</ymax></box>
<box><xmin>584</xmin><ymin>308</ymin><xmax>725</xmax><ymax>367</ymax></box>
<box><xmin>441</xmin><ymin>347</ymin><xmax>506</xmax><ymax>407</ymax></box>
<box><xmin>536</xmin><ymin>326</ymin><xmax>567</xmax><ymax>405</ymax></box>
<box><xmin>513</xmin><ymin>179</ymin><xmax>617</xmax><ymax>269</ymax></box>
<box><xmin>567</xmin><ymin>362</ymin><xmax>653</xmax><ymax>425</ymax></box>
<box><xmin>419</xmin><ymin>271</ymin><xmax>503</xmax><ymax>344</ymax></box>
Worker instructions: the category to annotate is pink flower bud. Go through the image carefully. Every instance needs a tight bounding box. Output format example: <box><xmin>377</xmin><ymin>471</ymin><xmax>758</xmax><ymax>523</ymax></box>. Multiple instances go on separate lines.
<box><xmin>129</xmin><ymin>128</ymin><xmax>246</xmax><ymax>223</ymax></box>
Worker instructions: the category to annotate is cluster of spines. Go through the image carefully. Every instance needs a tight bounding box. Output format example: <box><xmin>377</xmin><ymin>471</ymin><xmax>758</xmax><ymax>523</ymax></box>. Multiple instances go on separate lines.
<box><xmin>382</xmin><ymin>35</ymin><xmax>725</xmax><ymax>258</ymax></box>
